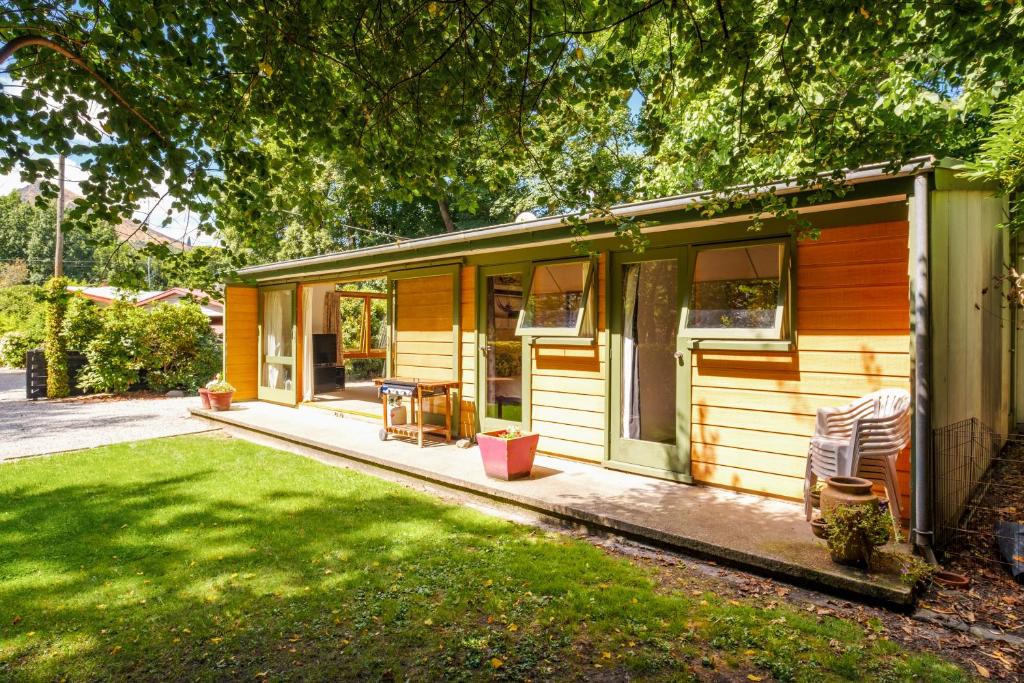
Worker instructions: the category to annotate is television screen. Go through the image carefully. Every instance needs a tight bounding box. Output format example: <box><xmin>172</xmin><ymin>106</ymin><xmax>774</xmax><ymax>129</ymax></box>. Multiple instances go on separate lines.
<box><xmin>312</xmin><ymin>334</ymin><xmax>337</xmax><ymax>364</ymax></box>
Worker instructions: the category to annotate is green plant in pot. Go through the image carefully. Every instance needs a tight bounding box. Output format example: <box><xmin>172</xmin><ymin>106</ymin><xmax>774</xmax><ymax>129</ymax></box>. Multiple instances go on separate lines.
<box><xmin>205</xmin><ymin>375</ymin><xmax>236</xmax><ymax>411</ymax></box>
<box><xmin>822</xmin><ymin>503</ymin><xmax>894</xmax><ymax>568</ymax></box>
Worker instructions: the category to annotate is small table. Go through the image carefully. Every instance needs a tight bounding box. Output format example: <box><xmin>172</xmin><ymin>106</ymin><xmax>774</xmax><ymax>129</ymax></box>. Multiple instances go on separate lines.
<box><xmin>374</xmin><ymin>378</ymin><xmax>461</xmax><ymax>447</ymax></box>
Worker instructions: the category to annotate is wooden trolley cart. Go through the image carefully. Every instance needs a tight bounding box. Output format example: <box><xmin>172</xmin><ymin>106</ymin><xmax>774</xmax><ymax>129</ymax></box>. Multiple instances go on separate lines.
<box><xmin>374</xmin><ymin>378</ymin><xmax>460</xmax><ymax>447</ymax></box>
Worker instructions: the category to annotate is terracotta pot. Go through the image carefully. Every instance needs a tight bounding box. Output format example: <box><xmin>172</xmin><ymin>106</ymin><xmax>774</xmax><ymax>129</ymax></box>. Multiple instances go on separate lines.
<box><xmin>932</xmin><ymin>570</ymin><xmax>970</xmax><ymax>589</ymax></box>
<box><xmin>476</xmin><ymin>430</ymin><xmax>539</xmax><ymax>480</ymax></box>
<box><xmin>810</xmin><ymin>489</ymin><xmax>822</xmax><ymax>510</ymax></box>
<box><xmin>199</xmin><ymin>387</ymin><xmax>211</xmax><ymax>410</ymax></box>
<box><xmin>811</xmin><ymin>518</ymin><xmax>829</xmax><ymax>539</ymax></box>
<box><xmin>820</xmin><ymin>476</ymin><xmax>877</xmax><ymax>517</ymax></box>
<box><xmin>208</xmin><ymin>390</ymin><xmax>234</xmax><ymax>411</ymax></box>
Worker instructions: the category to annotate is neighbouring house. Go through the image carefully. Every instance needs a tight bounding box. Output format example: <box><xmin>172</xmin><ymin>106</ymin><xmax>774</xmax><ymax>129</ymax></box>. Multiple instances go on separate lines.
<box><xmin>220</xmin><ymin>156</ymin><xmax>1014</xmax><ymax>561</ymax></box>
<box><xmin>70</xmin><ymin>286</ymin><xmax>224</xmax><ymax>334</ymax></box>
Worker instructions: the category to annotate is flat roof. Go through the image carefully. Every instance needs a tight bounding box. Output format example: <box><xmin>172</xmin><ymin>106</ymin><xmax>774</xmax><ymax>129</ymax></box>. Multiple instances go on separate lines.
<box><xmin>238</xmin><ymin>155</ymin><xmax>946</xmax><ymax>280</ymax></box>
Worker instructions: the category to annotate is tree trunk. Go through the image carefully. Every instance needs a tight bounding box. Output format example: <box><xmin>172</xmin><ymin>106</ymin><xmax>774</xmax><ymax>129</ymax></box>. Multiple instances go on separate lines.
<box><xmin>437</xmin><ymin>199</ymin><xmax>455</xmax><ymax>233</ymax></box>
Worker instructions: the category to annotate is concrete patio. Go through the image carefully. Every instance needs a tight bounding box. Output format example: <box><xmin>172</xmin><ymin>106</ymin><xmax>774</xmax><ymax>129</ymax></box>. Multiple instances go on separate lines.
<box><xmin>189</xmin><ymin>400</ymin><xmax>915</xmax><ymax>606</ymax></box>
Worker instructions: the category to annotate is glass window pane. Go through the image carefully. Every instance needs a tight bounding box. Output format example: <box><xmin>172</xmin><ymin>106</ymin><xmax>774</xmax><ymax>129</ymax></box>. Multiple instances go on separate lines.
<box><xmin>339</xmin><ymin>296</ymin><xmax>365</xmax><ymax>352</ymax></box>
<box><xmin>261</xmin><ymin>362</ymin><xmax>293</xmax><ymax>391</ymax></box>
<box><xmin>622</xmin><ymin>260</ymin><xmax>679</xmax><ymax>444</ymax></box>
<box><xmin>485</xmin><ymin>274</ymin><xmax>523</xmax><ymax>421</ymax></box>
<box><xmin>520</xmin><ymin>261</ymin><xmax>589</xmax><ymax>330</ymax></box>
<box><xmin>686</xmin><ymin>243</ymin><xmax>782</xmax><ymax>330</ymax></box>
<box><xmin>262</xmin><ymin>289</ymin><xmax>293</xmax><ymax>357</ymax></box>
<box><xmin>370</xmin><ymin>298</ymin><xmax>388</xmax><ymax>351</ymax></box>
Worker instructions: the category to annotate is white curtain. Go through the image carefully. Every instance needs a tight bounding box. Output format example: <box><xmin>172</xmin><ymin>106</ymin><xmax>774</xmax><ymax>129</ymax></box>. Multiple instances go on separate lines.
<box><xmin>621</xmin><ymin>264</ymin><xmax>641</xmax><ymax>440</ymax></box>
<box><xmin>302</xmin><ymin>287</ymin><xmax>314</xmax><ymax>401</ymax></box>
<box><xmin>264</xmin><ymin>290</ymin><xmax>288</xmax><ymax>388</ymax></box>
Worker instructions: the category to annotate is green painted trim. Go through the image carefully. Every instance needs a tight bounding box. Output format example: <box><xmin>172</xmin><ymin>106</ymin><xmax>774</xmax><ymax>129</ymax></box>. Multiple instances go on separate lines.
<box><xmin>607</xmin><ymin>247</ymin><xmax>691</xmax><ymax>479</ymax></box>
<box><xmin>680</xmin><ymin>237</ymin><xmax>792</xmax><ymax>341</ymax></box>
<box><xmin>522</xmin><ymin>335</ymin><xmax>532</xmax><ymax>433</ymax></box>
<box><xmin>385</xmin><ymin>279</ymin><xmax>395</xmax><ymax>379</ymax></box>
<box><xmin>477</xmin><ymin>262</ymin><xmax>530</xmax><ymax>433</ymax></box>
<box><xmin>233</xmin><ymin>178</ymin><xmax>916</xmax><ymax>284</ymax></box>
<box><xmin>933</xmin><ymin>165</ymin><xmax>1000</xmax><ymax>192</ymax></box>
<box><xmin>515</xmin><ymin>256</ymin><xmax>597</xmax><ymax>337</ymax></box>
<box><xmin>531</xmin><ymin>336</ymin><xmax>596</xmax><ymax>347</ymax></box>
<box><xmin>387</xmin><ymin>262</ymin><xmax>463</xmax><ymax>281</ymax></box>
<box><xmin>603</xmin><ymin>458</ymin><xmax>694</xmax><ymax>485</ymax></box>
<box><xmin>687</xmin><ymin>339</ymin><xmax>794</xmax><ymax>352</ymax></box>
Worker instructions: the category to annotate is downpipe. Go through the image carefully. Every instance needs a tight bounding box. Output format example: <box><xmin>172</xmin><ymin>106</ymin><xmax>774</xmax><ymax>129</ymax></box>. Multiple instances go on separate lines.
<box><xmin>911</xmin><ymin>172</ymin><xmax>937</xmax><ymax>563</ymax></box>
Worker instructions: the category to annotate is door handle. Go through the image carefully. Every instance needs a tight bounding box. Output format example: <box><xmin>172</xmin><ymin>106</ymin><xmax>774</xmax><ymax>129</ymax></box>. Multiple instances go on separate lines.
<box><xmin>673</xmin><ymin>351</ymin><xmax>685</xmax><ymax>365</ymax></box>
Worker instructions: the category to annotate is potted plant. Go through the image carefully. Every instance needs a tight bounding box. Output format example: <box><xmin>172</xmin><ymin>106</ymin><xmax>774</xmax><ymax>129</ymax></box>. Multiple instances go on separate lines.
<box><xmin>822</xmin><ymin>503</ymin><xmax>893</xmax><ymax>568</ymax></box>
<box><xmin>198</xmin><ymin>387</ymin><xmax>210</xmax><ymax>409</ymax></box>
<box><xmin>205</xmin><ymin>376</ymin><xmax>236</xmax><ymax>411</ymax></box>
<box><xmin>476</xmin><ymin>425</ymin><xmax>540</xmax><ymax>480</ymax></box>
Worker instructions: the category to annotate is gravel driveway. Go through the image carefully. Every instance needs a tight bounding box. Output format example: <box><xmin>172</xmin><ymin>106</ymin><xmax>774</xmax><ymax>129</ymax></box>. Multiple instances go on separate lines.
<box><xmin>0</xmin><ymin>368</ymin><xmax>214</xmax><ymax>460</ymax></box>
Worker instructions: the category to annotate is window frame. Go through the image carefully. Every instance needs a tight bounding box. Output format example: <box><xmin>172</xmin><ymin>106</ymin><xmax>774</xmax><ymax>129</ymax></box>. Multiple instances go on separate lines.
<box><xmin>334</xmin><ymin>290</ymin><xmax>388</xmax><ymax>359</ymax></box>
<box><xmin>514</xmin><ymin>256</ymin><xmax>597</xmax><ymax>338</ymax></box>
<box><xmin>680</xmin><ymin>237</ymin><xmax>792</xmax><ymax>341</ymax></box>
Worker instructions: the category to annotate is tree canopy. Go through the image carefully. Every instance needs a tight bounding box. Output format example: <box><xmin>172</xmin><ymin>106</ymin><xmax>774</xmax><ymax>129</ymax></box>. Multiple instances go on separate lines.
<box><xmin>2</xmin><ymin>1</ymin><xmax>1022</xmax><ymax>259</ymax></box>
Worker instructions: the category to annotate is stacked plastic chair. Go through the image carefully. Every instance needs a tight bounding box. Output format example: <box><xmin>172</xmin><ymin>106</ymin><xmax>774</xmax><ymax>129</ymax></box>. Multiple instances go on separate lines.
<box><xmin>804</xmin><ymin>389</ymin><xmax>912</xmax><ymax>529</ymax></box>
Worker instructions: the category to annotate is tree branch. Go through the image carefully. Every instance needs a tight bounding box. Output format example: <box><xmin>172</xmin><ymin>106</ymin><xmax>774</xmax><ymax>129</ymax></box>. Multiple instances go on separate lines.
<box><xmin>715</xmin><ymin>0</ymin><xmax>729</xmax><ymax>40</ymax></box>
<box><xmin>0</xmin><ymin>34</ymin><xmax>165</xmax><ymax>143</ymax></box>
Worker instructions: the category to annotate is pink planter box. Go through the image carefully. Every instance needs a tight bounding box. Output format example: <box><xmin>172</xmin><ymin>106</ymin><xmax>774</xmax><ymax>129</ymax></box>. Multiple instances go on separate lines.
<box><xmin>476</xmin><ymin>430</ymin><xmax>540</xmax><ymax>480</ymax></box>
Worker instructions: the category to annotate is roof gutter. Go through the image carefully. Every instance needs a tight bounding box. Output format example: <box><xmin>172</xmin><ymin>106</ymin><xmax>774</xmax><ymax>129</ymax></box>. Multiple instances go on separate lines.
<box><xmin>238</xmin><ymin>156</ymin><xmax>936</xmax><ymax>278</ymax></box>
<box><xmin>910</xmin><ymin>171</ymin><xmax>937</xmax><ymax>563</ymax></box>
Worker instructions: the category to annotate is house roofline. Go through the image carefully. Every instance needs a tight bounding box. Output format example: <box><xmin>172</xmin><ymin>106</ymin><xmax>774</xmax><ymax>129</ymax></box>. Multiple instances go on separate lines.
<box><xmin>238</xmin><ymin>155</ymin><xmax>947</xmax><ymax>279</ymax></box>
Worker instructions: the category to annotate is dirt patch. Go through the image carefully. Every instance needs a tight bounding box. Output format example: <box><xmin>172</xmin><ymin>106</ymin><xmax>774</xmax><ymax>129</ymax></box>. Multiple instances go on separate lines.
<box><xmin>922</xmin><ymin>436</ymin><xmax>1024</xmax><ymax>672</ymax></box>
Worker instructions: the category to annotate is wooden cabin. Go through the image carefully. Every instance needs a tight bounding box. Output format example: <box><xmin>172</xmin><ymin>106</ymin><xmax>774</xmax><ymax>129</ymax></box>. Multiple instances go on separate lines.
<box><xmin>221</xmin><ymin>158</ymin><xmax>1012</xmax><ymax>545</ymax></box>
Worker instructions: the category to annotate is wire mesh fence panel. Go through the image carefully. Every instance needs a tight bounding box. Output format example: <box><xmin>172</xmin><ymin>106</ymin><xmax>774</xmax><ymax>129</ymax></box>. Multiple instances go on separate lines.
<box><xmin>933</xmin><ymin>418</ymin><xmax>1024</xmax><ymax>573</ymax></box>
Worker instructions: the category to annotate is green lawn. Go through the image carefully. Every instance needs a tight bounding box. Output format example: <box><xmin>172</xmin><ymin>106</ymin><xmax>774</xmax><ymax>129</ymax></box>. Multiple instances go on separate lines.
<box><xmin>0</xmin><ymin>434</ymin><xmax>966</xmax><ymax>681</ymax></box>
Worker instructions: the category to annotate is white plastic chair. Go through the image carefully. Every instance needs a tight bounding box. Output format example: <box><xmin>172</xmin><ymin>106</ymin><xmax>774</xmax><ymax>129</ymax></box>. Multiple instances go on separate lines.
<box><xmin>804</xmin><ymin>389</ymin><xmax>911</xmax><ymax>524</ymax></box>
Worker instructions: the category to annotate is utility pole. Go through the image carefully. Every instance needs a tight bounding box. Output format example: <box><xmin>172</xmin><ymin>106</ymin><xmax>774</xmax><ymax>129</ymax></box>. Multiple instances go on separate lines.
<box><xmin>54</xmin><ymin>153</ymin><xmax>65</xmax><ymax>277</ymax></box>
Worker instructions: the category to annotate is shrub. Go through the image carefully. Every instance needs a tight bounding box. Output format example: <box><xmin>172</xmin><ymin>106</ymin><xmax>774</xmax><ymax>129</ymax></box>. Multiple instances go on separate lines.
<box><xmin>43</xmin><ymin>277</ymin><xmax>70</xmax><ymax>398</ymax></box>
<box><xmin>77</xmin><ymin>300</ymin><xmax>150</xmax><ymax>394</ymax></box>
<box><xmin>0</xmin><ymin>284</ymin><xmax>45</xmax><ymax>337</ymax></box>
<box><xmin>144</xmin><ymin>302</ymin><xmax>221</xmax><ymax>392</ymax></box>
<box><xmin>0</xmin><ymin>330</ymin><xmax>36</xmax><ymax>367</ymax></box>
<box><xmin>62</xmin><ymin>296</ymin><xmax>102</xmax><ymax>351</ymax></box>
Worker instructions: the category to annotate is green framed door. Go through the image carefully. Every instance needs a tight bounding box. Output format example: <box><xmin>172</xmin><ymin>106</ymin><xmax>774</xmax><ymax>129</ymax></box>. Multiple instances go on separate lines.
<box><xmin>607</xmin><ymin>247</ymin><xmax>692</xmax><ymax>482</ymax></box>
<box><xmin>477</xmin><ymin>263</ymin><xmax>529</xmax><ymax>432</ymax></box>
<box><xmin>257</xmin><ymin>284</ymin><xmax>298</xmax><ymax>405</ymax></box>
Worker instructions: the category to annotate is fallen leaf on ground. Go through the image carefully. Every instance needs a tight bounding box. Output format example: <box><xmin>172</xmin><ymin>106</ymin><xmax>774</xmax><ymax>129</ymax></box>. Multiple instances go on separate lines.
<box><xmin>971</xmin><ymin>660</ymin><xmax>991</xmax><ymax>679</ymax></box>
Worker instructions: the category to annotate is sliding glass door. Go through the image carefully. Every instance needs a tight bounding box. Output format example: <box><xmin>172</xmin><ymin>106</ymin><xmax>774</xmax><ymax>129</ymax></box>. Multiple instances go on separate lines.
<box><xmin>258</xmin><ymin>284</ymin><xmax>297</xmax><ymax>404</ymax></box>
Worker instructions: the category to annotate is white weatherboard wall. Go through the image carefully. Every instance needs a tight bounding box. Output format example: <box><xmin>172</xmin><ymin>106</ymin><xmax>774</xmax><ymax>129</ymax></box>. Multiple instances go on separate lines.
<box><xmin>930</xmin><ymin>183</ymin><xmax>1011</xmax><ymax>435</ymax></box>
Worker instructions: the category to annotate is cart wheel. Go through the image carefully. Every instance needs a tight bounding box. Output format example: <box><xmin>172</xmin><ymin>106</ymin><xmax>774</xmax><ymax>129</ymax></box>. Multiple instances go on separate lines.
<box><xmin>378</xmin><ymin>428</ymin><xmax>388</xmax><ymax>441</ymax></box>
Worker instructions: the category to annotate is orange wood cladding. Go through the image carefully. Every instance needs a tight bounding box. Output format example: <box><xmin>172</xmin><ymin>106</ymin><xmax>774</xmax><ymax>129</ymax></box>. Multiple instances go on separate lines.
<box><xmin>223</xmin><ymin>285</ymin><xmax>259</xmax><ymax>400</ymax></box>
<box><xmin>690</xmin><ymin>221</ymin><xmax>912</xmax><ymax>511</ymax></box>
